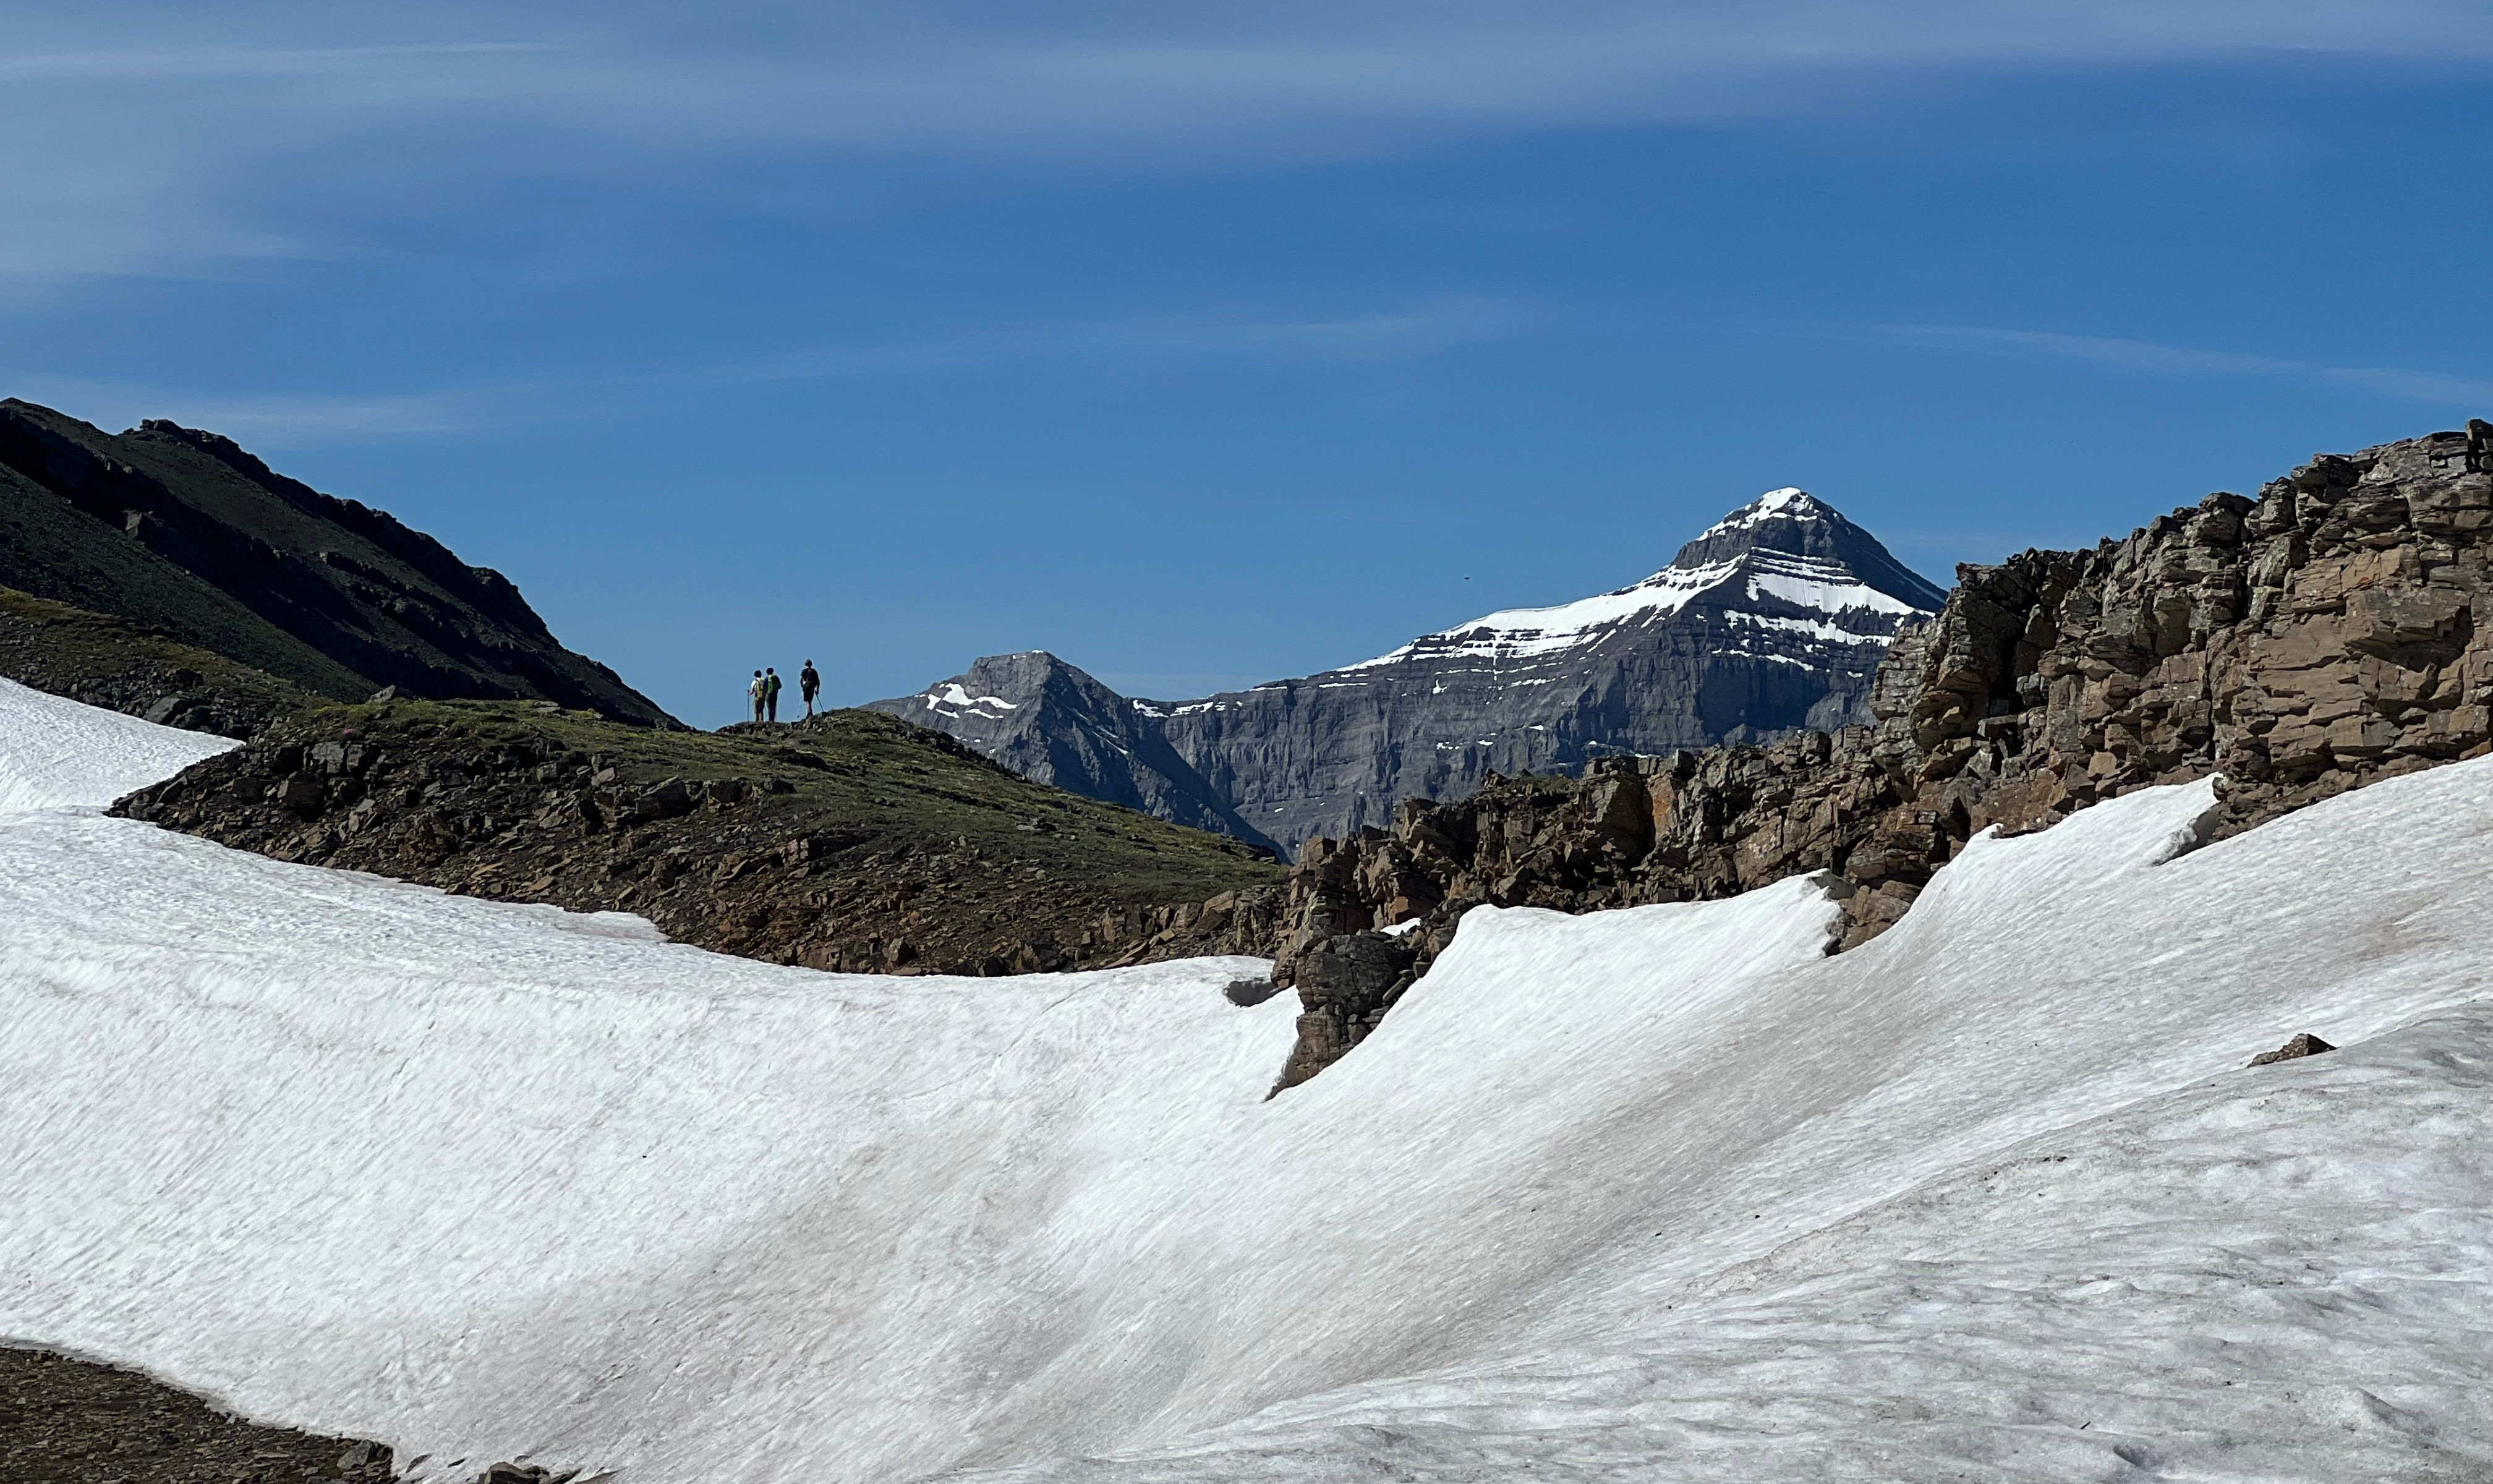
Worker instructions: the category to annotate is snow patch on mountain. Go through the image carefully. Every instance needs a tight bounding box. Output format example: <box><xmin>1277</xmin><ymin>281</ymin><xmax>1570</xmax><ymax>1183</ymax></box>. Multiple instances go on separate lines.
<box><xmin>1341</xmin><ymin>558</ymin><xmax>1747</xmax><ymax>670</ymax></box>
<box><xmin>1742</xmin><ymin>549</ymin><xmax>1925</xmax><ymax>616</ymax></box>
<box><xmin>1338</xmin><ymin>488</ymin><xmax>1933</xmax><ymax>674</ymax></box>
<box><xmin>0</xmin><ymin>676</ymin><xmax>236</xmax><ymax>814</ymax></box>
<box><xmin>7</xmin><ymin>683</ymin><xmax>2493</xmax><ymax>1482</ymax></box>
<box><xmin>915</xmin><ymin>681</ymin><xmax>1023</xmax><ymax>720</ymax></box>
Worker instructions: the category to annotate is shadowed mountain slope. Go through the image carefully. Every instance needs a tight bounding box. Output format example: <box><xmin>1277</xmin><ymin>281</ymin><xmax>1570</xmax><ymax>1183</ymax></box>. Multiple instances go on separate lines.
<box><xmin>0</xmin><ymin>398</ymin><xmax>675</xmax><ymax>726</ymax></box>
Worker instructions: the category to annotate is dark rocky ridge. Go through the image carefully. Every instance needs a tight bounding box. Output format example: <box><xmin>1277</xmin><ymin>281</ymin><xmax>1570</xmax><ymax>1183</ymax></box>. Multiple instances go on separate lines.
<box><xmin>879</xmin><ymin>488</ymin><xmax>1945</xmax><ymax>851</ymax></box>
<box><xmin>1260</xmin><ymin>422</ymin><xmax>2493</xmax><ymax>1088</ymax></box>
<box><xmin>0</xmin><ymin>398</ymin><xmax>675</xmax><ymax>726</ymax></box>
<box><xmin>1</xmin><ymin>585</ymin><xmax>327</xmax><ymax>738</ymax></box>
<box><xmin>116</xmin><ymin>701</ymin><xmax>1283</xmax><ymax>976</ymax></box>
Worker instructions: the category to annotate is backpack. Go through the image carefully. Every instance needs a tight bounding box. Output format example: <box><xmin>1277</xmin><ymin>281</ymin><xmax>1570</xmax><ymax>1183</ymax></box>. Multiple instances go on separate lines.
<box><xmin>765</xmin><ymin>672</ymin><xmax>783</xmax><ymax>699</ymax></box>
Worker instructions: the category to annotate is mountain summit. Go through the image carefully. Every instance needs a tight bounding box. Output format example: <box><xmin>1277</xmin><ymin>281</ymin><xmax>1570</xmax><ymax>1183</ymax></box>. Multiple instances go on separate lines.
<box><xmin>1344</xmin><ymin>487</ymin><xmax>1943</xmax><ymax>677</ymax></box>
<box><xmin>877</xmin><ymin>488</ymin><xmax>1943</xmax><ymax>850</ymax></box>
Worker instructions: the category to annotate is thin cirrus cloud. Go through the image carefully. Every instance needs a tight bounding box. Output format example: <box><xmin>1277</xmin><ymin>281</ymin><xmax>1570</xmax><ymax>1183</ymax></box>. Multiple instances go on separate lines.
<box><xmin>1856</xmin><ymin>323</ymin><xmax>2493</xmax><ymax>408</ymax></box>
<box><xmin>0</xmin><ymin>41</ymin><xmax>547</xmax><ymax>82</ymax></box>
<box><xmin>4</xmin><ymin>299</ymin><xmax>1518</xmax><ymax>446</ymax></box>
<box><xmin>4</xmin><ymin>3</ymin><xmax>2493</xmax><ymax>281</ymax></box>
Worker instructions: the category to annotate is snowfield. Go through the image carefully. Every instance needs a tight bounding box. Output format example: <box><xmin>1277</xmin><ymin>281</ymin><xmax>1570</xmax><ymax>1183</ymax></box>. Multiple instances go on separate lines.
<box><xmin>0</xmin><ymin>675</ymin><xmax>236</xmax><ymax>812</ymax></box>
<box><xmin>4</xmin><ymin>686</ymin><xmax>2491</xmax><ymax>1482</ymax></box>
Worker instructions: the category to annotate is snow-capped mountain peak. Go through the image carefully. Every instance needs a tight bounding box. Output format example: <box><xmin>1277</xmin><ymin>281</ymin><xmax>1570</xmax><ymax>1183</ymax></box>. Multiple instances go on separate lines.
<box><xmin>1342</xmin><ymin>488</ymin><xmax>1941</xmax><ymax>673</ymax></box>
<box><xmin>879</xmin><ymin>487</ymin><xmax>1946</xmax><ymax>850</ymax></box>
<box><xmin>1699</xmin><ymin>484</ymin><xmax>1828</xmax><ymax>536</ymax></box>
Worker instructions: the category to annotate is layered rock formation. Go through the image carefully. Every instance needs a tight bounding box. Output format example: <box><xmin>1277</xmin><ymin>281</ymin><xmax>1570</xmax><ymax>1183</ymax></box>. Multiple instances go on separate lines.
<box><xmin>0</xmin><ymin>398</ymin><xmax>675</xmax><ymax>726</ymax></box>
<box><xmin>879</xmin><ymin>488</ymin><xmax>1945</xmax><ymax>851</ymax></box>
<box><xmin>1264</xmin><ymin>423</ymin><xmax>2493</xmax><ymax>1088</ymax></box>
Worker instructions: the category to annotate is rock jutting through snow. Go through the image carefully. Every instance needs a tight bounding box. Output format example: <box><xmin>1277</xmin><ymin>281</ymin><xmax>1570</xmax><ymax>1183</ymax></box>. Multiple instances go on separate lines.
<box><xmin>1258</xmin><ymin>422</ymin><xmax>2493</xmax><ymax>1085</ymax></box>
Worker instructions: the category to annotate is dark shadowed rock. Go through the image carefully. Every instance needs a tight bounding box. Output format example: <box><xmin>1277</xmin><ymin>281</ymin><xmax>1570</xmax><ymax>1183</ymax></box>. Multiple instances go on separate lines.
<box><xmin>0</xmin><ymin>398</ymin><xmax>676</xmax><ymax>726</ymax></box>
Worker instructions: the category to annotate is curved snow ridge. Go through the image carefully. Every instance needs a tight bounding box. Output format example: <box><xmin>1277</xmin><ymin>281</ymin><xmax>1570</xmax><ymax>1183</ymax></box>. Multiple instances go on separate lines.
<box><xmin>975</xmin><ymin>999</ymin><xmax>2493</xmax><ymax>1484</ymax></box>
<box><xmin>9</xmin><ymin>672</ymin><xmax>2493</xmax><ymax>1484</ymax></box>
<box><xmin>0</xmin><ymin>677</ymin><xmax>236</xmax><ymax>814</ymax></box>
<box><xmin>961</xmin><ymin>764</ymin><xmax>2493</xmax><ymax>1483</ymax></box>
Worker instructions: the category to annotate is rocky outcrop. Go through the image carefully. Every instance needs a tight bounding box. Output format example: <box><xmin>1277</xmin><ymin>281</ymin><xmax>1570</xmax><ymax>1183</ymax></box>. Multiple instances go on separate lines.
<box><xmin>2249</xmin><ymin>1033</ymin><xmax>2335</xmax><ymax>1067</ymax></box>
<box><xmin>867</xmin><ymin>651</ymin><xmax>1281</xmax><ymax>856</ymax></box>
<box><xmin>115</xmin><ymin>701</ymin><xmax>1283</xmax><ymax>977</ymax></box>
<box><xmin>0</xmin><ymin>398</ymin><xmax>676</xmax><ymax>726</ymax></box>
<box><xmin>1263</xmin><ymin>423</ymin><xmax>2493</xmax><ymax>1088</ymax></box>
<box><xmin>884</xmin><ymin>489</ymin><xmax>1944</xmax><ymax>852</ymax></box>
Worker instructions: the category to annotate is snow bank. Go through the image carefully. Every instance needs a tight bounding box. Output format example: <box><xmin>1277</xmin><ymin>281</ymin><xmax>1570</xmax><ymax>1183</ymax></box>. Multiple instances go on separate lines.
<box><xmin>4</xmin><ymin>684</ymin><xmax>2492</xmax><ymax>1482</ymax></box>
<box><xmin>0</xmin><ymin>676</ymin><xmax>235</xmax><ymax>813</ymax></box>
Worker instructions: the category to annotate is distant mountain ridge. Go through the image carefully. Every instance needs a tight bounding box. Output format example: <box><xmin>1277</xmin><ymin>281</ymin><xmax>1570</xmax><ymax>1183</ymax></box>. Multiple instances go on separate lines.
<box><xmin>0</xmin><ymin>398</ymin><xmax>675</xmax><ymax>726</ymax></box>
<box><xmin>875</xmin><ymin>487</ymin><xmax>1945</xmax><ymax>850</ymax></box>
<box><xmin>892</xmin><ymin>650</ymin><xmax>1284</xmax><ymax>856</ymax></box>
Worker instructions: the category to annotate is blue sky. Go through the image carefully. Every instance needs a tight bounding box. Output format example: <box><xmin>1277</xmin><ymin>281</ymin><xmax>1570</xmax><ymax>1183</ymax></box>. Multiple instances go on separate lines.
<box><xmin>5</xmin><ymin>4</ymin><xmax>2491</xmax><ymax>726</ymax></box>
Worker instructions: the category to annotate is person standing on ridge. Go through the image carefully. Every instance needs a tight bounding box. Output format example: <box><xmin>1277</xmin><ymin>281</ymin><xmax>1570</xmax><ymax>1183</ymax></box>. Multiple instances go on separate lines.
<box><xmin>764</xmin><ymin>666</ymin><xmax>783</xmax><ymax>723</ymax></box>
<box><xmin>748</xmin><ymin>669</ymin><xmax>767</xmax><ymax>723</ymax></box>
<box><xmin>799</xmin><ymin>659</ymin><xmax>821</xmax><ymax>718</ymax></box>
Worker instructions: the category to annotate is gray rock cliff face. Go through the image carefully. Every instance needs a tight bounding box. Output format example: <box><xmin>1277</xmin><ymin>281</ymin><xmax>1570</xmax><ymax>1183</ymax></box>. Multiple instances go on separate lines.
<box><xmin>865</xmin><ymin>651</ymin><xmax>1282</xmax><ymax>856</ymax></box>
<box><xmin>876</xmin><ymin>488</ymin><xmax>1944</xmax><ymax>851</ymax></box>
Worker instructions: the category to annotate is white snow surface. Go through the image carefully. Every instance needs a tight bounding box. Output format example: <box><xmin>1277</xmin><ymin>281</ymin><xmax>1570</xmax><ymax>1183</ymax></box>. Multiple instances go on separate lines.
<box><xmin>1338</xmin><ymin>489</ymin><xmax>1925</xmax><ymax>672</ymax></box>
<box><xmin>0</xmin><ymin>675</ymin><xmax>236</xmax><ymax>813</ymax></box>
<box><xmin>6</xmin><ymin>686</ymin><xmax>2493</xmax><ymax>1482</ymax></box>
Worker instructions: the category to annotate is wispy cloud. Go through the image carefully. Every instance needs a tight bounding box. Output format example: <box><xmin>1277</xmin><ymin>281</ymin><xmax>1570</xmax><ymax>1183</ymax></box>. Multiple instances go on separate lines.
<box><xmin>1821</xmin><ymin>322</ymin><xmax>2493</xmax><ymax>407</ymax></box>
<box><xmin>0</xmin><ymin>41</ymin><xmax>547</xmax><ymax>82</ymax></box>
<box><xmin>641</xmin><ymin>299</ymin><xmax>1521</xmax><ymax>390</ymax></box>
<box><xmin>6</xmin><ymin>3</ymin><xmax>2493</xmax><ymax>282</ymax></box>
<box><xmin>4</xmin><ymin>298</ymin><xmax>1519</xmax><ymax>446</ymax></box>
<box><xmin>2</xmin><ymin>372</ymin><xmax>493</xmax><ymax>445</ymax></box>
